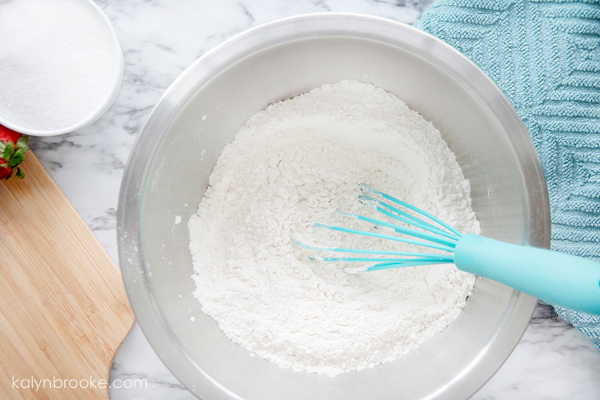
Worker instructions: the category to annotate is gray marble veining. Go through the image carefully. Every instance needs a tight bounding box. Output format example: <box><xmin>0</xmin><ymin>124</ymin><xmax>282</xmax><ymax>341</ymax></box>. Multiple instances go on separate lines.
<box><xmin>23</xmin><ymin>0</ymin><xmax>600</xmax><ymax>399</ymax></box>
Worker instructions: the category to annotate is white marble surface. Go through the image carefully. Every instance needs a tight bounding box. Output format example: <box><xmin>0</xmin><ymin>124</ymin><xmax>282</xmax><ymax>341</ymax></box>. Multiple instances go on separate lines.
<box><xmin>24</xmin><ymin>0</ymin><xmax>600</xmax><ymax>399</ymax></box>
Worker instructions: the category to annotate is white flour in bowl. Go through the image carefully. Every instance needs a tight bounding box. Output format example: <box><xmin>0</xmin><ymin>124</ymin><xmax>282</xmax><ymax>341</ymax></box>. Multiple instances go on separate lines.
<box><xmin>189</xmin><ymin>80</ymin><xmax>480</xmax><ymax>376</ymax></box>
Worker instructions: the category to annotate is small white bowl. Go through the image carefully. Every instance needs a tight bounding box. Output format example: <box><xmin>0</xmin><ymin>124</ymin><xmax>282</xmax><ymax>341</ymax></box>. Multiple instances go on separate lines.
<box><xmin>0</xmin><ymin>0</ymin><xmax>123</xmax><ymax>136</ymax></box>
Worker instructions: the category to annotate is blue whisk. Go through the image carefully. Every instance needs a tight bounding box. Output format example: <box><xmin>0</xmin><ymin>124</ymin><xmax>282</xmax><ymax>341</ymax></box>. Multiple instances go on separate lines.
<box><xmin>294</xmin><ymin>185</ymin><xmax>600</xmax><ymax>315</ymax></box>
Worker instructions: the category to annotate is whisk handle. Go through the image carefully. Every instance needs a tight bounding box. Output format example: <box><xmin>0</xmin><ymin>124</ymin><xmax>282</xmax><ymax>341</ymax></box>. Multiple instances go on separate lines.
<box><xmin>454</xmin><ymin>234</ymin><xmax>600</xmax><ymax>315</ymax></box>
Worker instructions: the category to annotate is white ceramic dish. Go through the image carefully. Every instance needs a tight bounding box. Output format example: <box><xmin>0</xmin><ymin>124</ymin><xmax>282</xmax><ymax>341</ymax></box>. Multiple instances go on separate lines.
<box><xmin>0</xmin><ymin>0</ymin><xmax>123</xmax><ymax>136</ymax></box>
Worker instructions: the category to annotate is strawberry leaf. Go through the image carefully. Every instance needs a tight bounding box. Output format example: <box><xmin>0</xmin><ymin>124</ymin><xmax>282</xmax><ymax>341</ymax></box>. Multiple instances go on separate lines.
<box><xmin>0</xmin><ymin>142</ymin><xmax>5</xmax><ymax>153</ymax></box>
<box><xmin>16</xmin><ymin>135</ymin><xmax>29</xmax><ymax>149</ymax></box>
<box><xmin>15</xmin><ymin>168</ymin><xmax>25</xmax><ymax>179</ymax></box>
<box><xmin>10</xmin><ymin>148</ymin><xmax>25</xmax><ymax>167</ymax></box>
<box><xmin>4</xmin><ymin>141</ymin><xmax>14</xmax><ymax>161</ymax></box>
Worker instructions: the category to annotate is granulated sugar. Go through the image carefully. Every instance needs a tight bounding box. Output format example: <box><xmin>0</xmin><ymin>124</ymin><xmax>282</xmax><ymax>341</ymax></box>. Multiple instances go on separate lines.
<box><xmin>189</xmin><ymin>80</ymin><xmax>480</xmax><ymax>376</ymax></box>
<box><xmin>0</xmin><ymin>0</ymin><xmax>115</xmax><ymax>131</ymax></box>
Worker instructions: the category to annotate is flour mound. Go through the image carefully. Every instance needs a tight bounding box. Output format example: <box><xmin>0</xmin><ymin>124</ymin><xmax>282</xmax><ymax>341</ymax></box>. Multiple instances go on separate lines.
<box><xmin>189</xmin><ymin>80</ymin><xmax>479</xmax><ymax>376</ymax></box>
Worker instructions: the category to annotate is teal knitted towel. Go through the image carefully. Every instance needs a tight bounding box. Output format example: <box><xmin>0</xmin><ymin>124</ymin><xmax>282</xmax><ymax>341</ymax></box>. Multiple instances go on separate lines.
<box><xmin>415</xmin><ymin>0</ymin><xmax>600</xmax><ymax>347</ymax></box>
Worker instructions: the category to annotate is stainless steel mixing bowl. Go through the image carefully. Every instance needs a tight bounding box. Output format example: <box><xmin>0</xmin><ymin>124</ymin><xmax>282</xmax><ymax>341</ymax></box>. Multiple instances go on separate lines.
<box><xmin>117</xmin><ymin>13</ymin><xmax>550</xmax><ymax>400</ymax></box>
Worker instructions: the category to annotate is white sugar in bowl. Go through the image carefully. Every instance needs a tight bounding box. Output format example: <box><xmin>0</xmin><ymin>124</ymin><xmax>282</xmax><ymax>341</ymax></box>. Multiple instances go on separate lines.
<box><xmin>0</xmin><ymin>0</ymin><xmax>123</xmax><ymax>136</ymax></box>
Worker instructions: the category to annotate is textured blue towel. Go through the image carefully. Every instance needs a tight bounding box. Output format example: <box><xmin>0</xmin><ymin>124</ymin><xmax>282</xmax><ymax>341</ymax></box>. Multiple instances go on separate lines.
<box><xmin>415</xmin><ymin>0</ymin><xmax>600</xmax><ymax>347</ymax></box>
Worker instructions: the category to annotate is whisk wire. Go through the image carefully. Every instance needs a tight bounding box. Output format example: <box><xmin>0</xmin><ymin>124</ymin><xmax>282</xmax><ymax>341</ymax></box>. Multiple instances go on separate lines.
<box><xmin>360</xmin><ymin>184</ymin><xmax>463</xmax><ymax>237</ymax></box>
<box><xmin>335</xmin><ymin>210</ymin><xmax>458</xmax><ymax>248</ymax></box>
<box><xmin>291</xmin><ymin>239</ymin><xmax>454</xmax><ymax>259</ymax></box>
<box><xmin>312</xmin><ymin>222</ymin><xmax>456</xmax><ymax>253</ymax></box>
<box><xmin>318</xmin><ymin>257</ymin><xmax>454</xmax><ymax>264</ymax></box>
<box><xmin>359</xmin><ymin>195</ymin><xmax>459</xmax><ymax>241</ymax></box>
<box><xmin>365</xmin><ymin>261</ymin><xmax>442</xmax><ymax>271</ymax></box>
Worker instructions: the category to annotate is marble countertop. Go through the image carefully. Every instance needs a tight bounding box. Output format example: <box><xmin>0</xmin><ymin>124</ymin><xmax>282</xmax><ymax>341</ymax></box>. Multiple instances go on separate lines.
<box><xmin>27</xmin><ymin>0</ymin><xmax>600</xmax><ymax>399</ymax></box>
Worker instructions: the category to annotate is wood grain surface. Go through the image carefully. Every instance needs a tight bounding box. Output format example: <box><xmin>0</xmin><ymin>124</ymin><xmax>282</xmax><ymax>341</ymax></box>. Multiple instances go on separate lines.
<box><xmin>0</xmin><ymin>152</ymin><xmax>134</xmax><ymax>399</ymax></box>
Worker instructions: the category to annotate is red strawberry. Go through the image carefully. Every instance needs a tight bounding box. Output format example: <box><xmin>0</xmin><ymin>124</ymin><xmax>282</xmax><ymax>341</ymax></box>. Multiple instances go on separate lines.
<box><xmin>0</xmin><ymin>125</ymin><xmax>29</xmax><ymax>180</ymax></box>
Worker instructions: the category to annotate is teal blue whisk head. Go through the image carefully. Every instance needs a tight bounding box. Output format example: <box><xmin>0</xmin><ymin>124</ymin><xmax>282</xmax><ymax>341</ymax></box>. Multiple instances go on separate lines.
<box><xmin>293</xmin><ymin>184</ymin><xmax>464</xmax><ymax>272</ymax></box>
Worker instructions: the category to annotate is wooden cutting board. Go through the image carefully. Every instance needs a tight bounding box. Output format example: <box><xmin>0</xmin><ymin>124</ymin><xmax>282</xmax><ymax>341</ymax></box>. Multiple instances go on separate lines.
<box><xmin>0</xmin><ymin>152</ymin><xmax>134</xmax><ymax>399</ymax></box>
